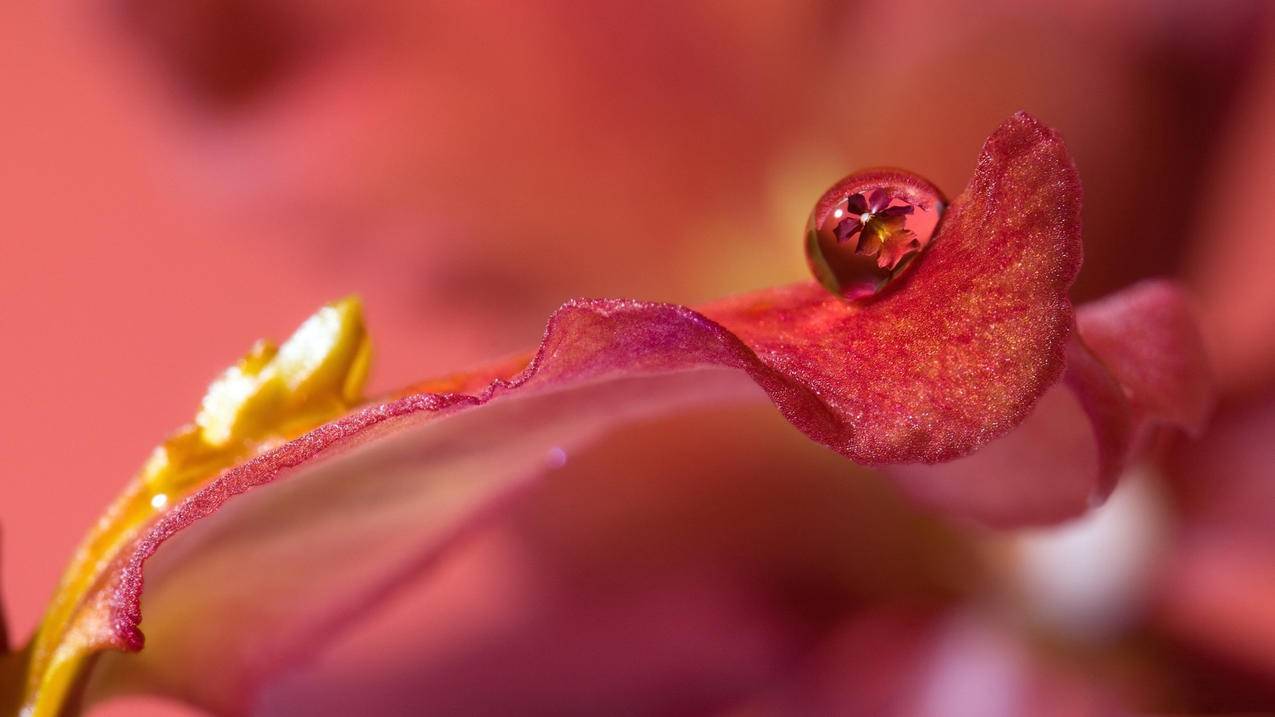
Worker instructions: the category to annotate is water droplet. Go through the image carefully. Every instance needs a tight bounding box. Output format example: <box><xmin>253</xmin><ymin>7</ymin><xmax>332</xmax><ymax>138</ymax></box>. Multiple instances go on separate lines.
<box><xmin>805</xmin><ymin>169</ymin><xmax>946</xmax><ymax>300</ymax></box>
<box><xmin>545</xmin><ymin>446</ymin><xmax>568</xmax><ymax>469</ymax></box>
<box><xmin>150</xmin><ymin>492</ymin><xmax>170</xmax><ymax>510</ymax></box>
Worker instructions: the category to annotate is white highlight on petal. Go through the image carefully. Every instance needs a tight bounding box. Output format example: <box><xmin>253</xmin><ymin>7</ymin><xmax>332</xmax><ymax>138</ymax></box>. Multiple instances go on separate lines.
<box><xmin>1012</xmin><ymin>468</ymin><xmax>1169</xmax><ymax>641</ymax></box>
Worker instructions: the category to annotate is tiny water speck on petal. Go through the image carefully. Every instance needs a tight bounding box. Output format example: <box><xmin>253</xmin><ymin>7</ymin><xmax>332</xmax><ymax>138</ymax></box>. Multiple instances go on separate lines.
<box><xmin>545</xmin><ymin>446</ymin><xmax>568</xmax><ymax>469</ymax></box>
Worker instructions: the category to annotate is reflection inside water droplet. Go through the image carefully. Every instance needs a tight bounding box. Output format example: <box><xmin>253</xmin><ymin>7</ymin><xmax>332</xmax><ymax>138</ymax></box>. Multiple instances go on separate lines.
<box><xmin>805</xmin><ymin>169</ymin><xmax>946</xmax><ymax>300</ymax></box>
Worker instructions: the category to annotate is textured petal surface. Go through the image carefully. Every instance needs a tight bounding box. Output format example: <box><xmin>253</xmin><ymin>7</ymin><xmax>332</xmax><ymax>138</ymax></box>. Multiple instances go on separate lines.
<box><xmin>704</xmin><ymin>111</ymin><xmax>1083</xmax><ymax>464</ymax></box>
<box><xmin>40</xmin><ymin>113</ymin><xmax>1088</xmax><ymax>711</ymax></box>
<box><xmin>887</xmin><ymin>347</ymin><xmax>1129</xmax><ymax>527</ymax></box>
<box><xmin>887</xmin><ymin>280</ymin><xmax>1212</xmax><ymax>526</ymax></box>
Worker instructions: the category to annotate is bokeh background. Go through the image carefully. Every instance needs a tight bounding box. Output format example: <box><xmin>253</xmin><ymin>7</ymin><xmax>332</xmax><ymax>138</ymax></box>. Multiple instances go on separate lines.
<box><xmin>2</xmin><ymin>1</ymin><xmax>1274</xmax><ymax>714</ymax></box>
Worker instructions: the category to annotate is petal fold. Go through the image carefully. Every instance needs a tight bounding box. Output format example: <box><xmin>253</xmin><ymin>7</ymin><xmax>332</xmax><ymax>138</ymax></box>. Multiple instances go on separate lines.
<box><xmin>889</xmin><ymin>280</ymin><xmax>1213</xmax><ymax>526</ymax></box>
<box><xmin>1076</xmin><ymin>279</ymin><xmax>1215</xmax><ymax>436</ymax></box>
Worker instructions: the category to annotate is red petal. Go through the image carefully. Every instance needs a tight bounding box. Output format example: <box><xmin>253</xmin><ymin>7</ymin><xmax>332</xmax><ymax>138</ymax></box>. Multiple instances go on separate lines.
<box><xmin>733</xmin><ymin>610</ymin><xmax>1121</xmax><ymax>716</ymax></box>
<box><xmin>707</xmin><ymin>111</ymin><xmax>1082</xmax><ymax>464</ymax></box>
<box><xmin>1157</xmin><ymin>395</ymin><xmax>1275</xmax><ymax>679</ymax></box>
<box><xmin>1077</xmin><ymin>279</ymin><xmax>1215</xmax><ymax>436</ymax></box>
<box><xmin>251</xmin><ymin>573</ymin><xmax>809</xmax><ymax>716</ymax></box>
<box><xmin>887</xmin><ymin>280</ymin><xmax>1213</xmax><ymax>526</ymax></box>
<box><xmin>47</xmin><ymin>113</ymin><xmax>1087</xmax><ymax>707</ymax></box>
<box><xmin>886</xmin><ymin>341</ymin><xmax>1130</xmax><ymax>527</ymax></box>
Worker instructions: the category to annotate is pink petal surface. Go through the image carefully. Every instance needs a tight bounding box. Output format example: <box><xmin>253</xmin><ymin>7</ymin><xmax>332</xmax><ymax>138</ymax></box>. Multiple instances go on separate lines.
<box><xmin>251</xmin><ymin>563</ymin><xmax>809</xmax><ymax>717</ymax></box>
<box><xmin>1156</xmin><ymin>394</ymin><xmax>1275</xmax><ymax>679</ymax></box>
<box><xmin>88</xmin><ymin>403</ymin><xmax>979</xmax><ymax>715</ymax></box>
<box><xmin>889</xmin><ymin>280</ymin><xmax>1213</xmax><ymax>526</ymax></box>
<box><xmin>90</xmin><ymin>369</ymin><xmax>769</xmax><ymax>713</ymax></box>
<box><xmin>45</xmin><ymin>113</ymin><xmax>1092</xmax><ymax>711</ymax></box>
<box><xmin>888</xmin><ymin>343</ymin><xmax>1131</xmax><ymax>527</ymax></box>
<box><xmin>724</xmin><ymin>610</ymin><xmax>1124</xmax><ymax>717</ymax></box>
<box><xmin>1189</xmin><ymin>31</ymin><xmax>1275</xmax><ymax>392</ymax></box>
<box><xmin>1077</xmin><ymin>280</ymin><xmax>1214</xmax><ymax>437</ymax></box>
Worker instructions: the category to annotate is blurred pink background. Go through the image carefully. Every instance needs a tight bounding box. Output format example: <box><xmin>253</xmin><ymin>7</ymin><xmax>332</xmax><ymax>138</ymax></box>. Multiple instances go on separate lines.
<box><xmin>2</xmin><ymin>1</ymin><xmax>1274</xmax><ymax>714</ymax></box>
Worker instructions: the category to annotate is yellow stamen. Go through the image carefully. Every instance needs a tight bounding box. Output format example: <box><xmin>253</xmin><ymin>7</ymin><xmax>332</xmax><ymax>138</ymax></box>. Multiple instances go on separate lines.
<box><xmin>20</xmin><ymin>297</ymin><xmax>371</xmax><ymax>717</ymax></box>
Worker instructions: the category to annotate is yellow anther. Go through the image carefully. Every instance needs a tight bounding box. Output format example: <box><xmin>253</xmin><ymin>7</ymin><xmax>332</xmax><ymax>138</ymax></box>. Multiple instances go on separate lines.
<box><xmin>23</xmin><ymin>297</ymin><xmax>372</xmax><ymax>717</ymax></box>
<box><xmin>195</xmin><ymin>340</ymin><xmax>282</xmax><ymax>447</ymax></box>
<box><xmin>142</xmin><ymin>297</ymin><xmax>369</xmax><ymax>496</ymax></box>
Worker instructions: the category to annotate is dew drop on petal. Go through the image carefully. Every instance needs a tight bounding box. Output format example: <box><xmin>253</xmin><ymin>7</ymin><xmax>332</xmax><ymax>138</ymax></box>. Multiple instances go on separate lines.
<box><xmin>545</xmin><ymin>446</ymin><xmax>568</xmax><ymax>469</ymax></box>
<box><xmin>805</xmin><ymin>169</ymin><xmax>946</xmax><ymax>300</ymax></box>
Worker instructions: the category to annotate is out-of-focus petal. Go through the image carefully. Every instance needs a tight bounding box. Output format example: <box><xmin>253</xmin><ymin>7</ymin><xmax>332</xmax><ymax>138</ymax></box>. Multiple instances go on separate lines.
<box><xmin>726</xmin><ymin>610</ymin><xmax>1122</xmax><ymax>717</ymax></box>
<box><xmin>252</xmin><ymin>568</ymin><xmax>809</xmax><ymax>717</ymax></box>
<box><xmin>1188</xmin><ymin>26</ymin><xmax>1275</xmax><ymax>392</ymax></box>
<box><xmin>1157</xmin><ymin>534</ymin><xmax>1275</xmax><ymax>679</ymax></box>
<box><xmin>1077</xmin><ymin>280</ymin><xmax>1215</xmax><ymax>436</ymax></box>
<box><xmin>1156</xmin><ymin>394</ymin><xmax>1275</xmax><ymax>680</ymax></box>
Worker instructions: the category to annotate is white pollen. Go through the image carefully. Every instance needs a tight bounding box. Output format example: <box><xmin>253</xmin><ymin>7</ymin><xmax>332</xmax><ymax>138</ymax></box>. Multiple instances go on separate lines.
<box><xmin>860</xmin><ymin>212</ymin><xmax>872</xmax><ymax>224</ymax></box>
